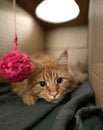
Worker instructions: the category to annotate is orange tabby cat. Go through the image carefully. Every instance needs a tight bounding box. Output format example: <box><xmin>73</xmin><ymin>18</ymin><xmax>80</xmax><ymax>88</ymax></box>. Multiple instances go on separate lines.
<box><xmin>11</xmin><ymin>50</ymin><xmax>87</xmax><ymax>105</ymax></box>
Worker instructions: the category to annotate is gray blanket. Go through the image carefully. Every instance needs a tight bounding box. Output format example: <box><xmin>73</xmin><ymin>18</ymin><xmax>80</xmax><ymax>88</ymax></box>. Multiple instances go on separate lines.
<box><xmin>0</xmin><ymin>81</ymin><xmax>103</xmax><ymax>130</ymax></box>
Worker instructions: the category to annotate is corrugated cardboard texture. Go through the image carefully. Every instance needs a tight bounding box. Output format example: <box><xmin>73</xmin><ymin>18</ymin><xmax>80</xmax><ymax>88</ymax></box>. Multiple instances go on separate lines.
<box><xmin>89</xmin><ymin>0</ymin><xmax>103</xmax><ymax>108</ymax></box>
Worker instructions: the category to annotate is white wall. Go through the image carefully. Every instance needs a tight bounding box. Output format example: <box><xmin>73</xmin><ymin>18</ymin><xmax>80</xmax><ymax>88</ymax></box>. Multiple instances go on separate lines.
<box><xmin>46</xmin><ymin>26</ymin><xmax>88</xmax><ymax>65</ymax></box>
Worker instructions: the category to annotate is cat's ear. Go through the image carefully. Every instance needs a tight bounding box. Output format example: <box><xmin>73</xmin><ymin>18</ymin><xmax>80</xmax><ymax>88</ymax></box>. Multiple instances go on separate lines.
<box><xmin>57</xmin><ymin>50</ymin><xmax>68</xmax><ymax>66</ymax></box>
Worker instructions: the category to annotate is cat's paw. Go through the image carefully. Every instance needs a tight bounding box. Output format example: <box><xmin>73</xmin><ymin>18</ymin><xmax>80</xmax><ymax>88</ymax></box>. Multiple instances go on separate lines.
<box><xmin>23</xmin><ymin>95</ymin><xmax>38</xmax><ymax>105</ymax></box>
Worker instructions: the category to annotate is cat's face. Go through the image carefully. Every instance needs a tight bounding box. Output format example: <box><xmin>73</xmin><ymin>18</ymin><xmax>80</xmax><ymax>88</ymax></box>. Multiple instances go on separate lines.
<box><xmin>29</xmin><ymin>51</ymin><xmax>76</xmax><ymax>103</ymax></box>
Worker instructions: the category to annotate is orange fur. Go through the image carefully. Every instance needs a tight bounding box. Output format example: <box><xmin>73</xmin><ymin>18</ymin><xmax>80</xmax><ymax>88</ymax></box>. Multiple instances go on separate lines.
<box><xmin>11</xmin><ymin>50</ymin><xmax>87</xmax><ymax>105</ymax></box>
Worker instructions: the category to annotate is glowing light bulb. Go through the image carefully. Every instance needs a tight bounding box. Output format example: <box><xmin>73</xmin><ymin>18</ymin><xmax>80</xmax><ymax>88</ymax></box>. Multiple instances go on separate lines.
<box><xmin>35</xmin><ymin>0</ymin><xmax>80</xmax><ymax>23</ymax></box>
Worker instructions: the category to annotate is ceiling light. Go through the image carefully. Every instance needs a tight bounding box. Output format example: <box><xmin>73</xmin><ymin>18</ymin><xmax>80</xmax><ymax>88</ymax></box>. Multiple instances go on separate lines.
<box><xmin>35</xmin><ymin>0</ymin><xmax>80</xmax><ymax>24</ymax></box>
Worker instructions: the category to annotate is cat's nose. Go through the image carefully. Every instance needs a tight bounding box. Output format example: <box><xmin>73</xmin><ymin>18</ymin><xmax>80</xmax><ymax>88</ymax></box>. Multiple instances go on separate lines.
<box><xmin>50</xmin><ymin>91</ymin><xmax>58</xmax><ymax>98</ymax></box>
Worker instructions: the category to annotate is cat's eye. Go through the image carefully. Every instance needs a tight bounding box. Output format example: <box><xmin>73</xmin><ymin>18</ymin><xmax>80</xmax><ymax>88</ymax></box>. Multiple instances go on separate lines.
<box><xmin>57</xmin><ymin>77</ymin><xmax>63</xmax><ymax>84</ymax></box>
<box><xmin>39</xmin><ymin>81</ymin><xmax>46</xmax><ymax>87</ymax></box>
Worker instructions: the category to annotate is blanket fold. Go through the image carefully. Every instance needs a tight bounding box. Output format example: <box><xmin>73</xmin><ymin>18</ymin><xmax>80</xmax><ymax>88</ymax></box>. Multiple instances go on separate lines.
<box><xmin>0</xmin><ymin>81</ymin><xmax>103</xmax><ymax>130</ymax></box>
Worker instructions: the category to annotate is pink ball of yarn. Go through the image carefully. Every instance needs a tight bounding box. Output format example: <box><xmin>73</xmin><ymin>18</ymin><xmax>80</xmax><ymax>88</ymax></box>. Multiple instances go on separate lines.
<box><xmin>0</xmin><ymin>51</ymin><xmax>34</xmax><ymax>82</ymax></box>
